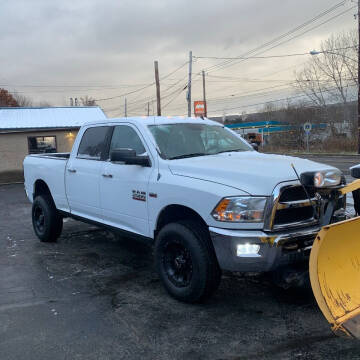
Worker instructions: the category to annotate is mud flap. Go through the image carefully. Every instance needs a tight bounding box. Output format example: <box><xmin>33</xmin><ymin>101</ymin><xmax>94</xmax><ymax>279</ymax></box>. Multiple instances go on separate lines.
<box><xmin>309</xmin><ymin>216</ymin><xmax>360</xmax><ymax>339</ymax></box>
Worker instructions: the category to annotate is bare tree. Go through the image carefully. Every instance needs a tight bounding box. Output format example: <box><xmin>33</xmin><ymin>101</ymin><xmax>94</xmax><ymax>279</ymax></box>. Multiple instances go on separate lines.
<box><xmin>80</xmin><ymin>96</ymin><xmax>97</xmax><ymax>106</ymax></box>
<box><xmin>37</xmin><ymin>101</ymin><xmax>52</xmax><ymax>107</ymax></box>
<box><xmin>261</xmin><ymin>102</ymin><xmax>278</xmax><ymax>122</ymax></box>
<box><xmin>294</xmin><ymin>30</ymin><xmax>358</xmax><ymax>135</ymax></box>
<box><xmin>12</xmin><ymin>92</ymin><xmax>53</xmax><ymax>107</ymax></box>
<box><xmin>13</xmin><ymin>92</ymin><xmax>33</xmax><ymax>107</ymax></box>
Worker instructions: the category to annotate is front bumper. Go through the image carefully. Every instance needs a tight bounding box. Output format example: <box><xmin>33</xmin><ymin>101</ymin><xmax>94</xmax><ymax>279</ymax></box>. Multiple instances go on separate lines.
<box><xmin>209</xmin><ymin>226</ymin><xmax>320</xmax><ymax>272</ymax></box>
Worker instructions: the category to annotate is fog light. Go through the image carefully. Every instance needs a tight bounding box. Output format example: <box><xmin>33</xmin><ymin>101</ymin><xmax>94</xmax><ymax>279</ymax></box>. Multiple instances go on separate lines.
<box><xmin>236</xmin><ymin>243</ymin><xmax>260</xmax><ymax>257</ymax></box>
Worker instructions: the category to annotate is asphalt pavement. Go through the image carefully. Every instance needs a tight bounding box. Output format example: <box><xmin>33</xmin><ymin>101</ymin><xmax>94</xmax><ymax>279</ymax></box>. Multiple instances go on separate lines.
<box><xmin>1</xmin><ymin>154</ymin><xmax>360</xmax><ymax>360</ymax></box>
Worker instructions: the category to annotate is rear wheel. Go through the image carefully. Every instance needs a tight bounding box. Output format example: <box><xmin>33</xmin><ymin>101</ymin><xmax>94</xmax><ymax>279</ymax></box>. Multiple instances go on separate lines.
<box><xmin>155</xmin><ymin>220</ymin><xmax>221</xmax><ymax>303</ymax></box>
<box><xmin>32</xmin><ymin>195</ymin><xmax>63</xmax><ymax>242</ymax></box>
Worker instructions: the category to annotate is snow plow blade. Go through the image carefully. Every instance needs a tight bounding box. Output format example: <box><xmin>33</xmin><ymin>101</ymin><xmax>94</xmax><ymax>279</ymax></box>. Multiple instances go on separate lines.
<box><xmin>310</xmin><ymin>216</ymin><xmax>360</xmax><ymax>339</ymax></box>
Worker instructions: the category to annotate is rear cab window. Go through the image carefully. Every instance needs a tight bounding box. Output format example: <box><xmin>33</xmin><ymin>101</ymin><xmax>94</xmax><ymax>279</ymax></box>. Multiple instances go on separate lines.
<box><xmin>77</xmin><ymin>126</ymin><xmax>109</xmax><ymax>160</ymax></box>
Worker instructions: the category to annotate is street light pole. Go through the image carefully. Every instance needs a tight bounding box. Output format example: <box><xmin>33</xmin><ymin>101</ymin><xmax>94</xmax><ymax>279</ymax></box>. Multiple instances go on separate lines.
<box><xmin>202</xmin><ymin>70</ymin><xmax>207</xmax><ymax>118</ymax></box>
<box><xmin>187</xmin><ymin>51</ymin><xmax>192</xmax><ymax>117</ymax></box>
<box><xmin>154</xmin><ymin>61</ymin><xmax>161</xmax><ymax>116</ymax></box>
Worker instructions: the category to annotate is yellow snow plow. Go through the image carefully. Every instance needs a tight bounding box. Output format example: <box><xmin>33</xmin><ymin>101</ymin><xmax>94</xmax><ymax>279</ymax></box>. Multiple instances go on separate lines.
<box><xmin>308</xmin><ymin>165</ymin><xmax>360</xmax><ymax>339</ymax></box>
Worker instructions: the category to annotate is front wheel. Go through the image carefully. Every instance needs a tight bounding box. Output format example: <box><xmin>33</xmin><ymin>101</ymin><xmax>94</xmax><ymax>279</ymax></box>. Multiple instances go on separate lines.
<box><xmin>32</xmin><ymin>195</ymin><xmax>63</xmax><ymax>242</ymax></box>
<box><xmin>155</xmin><ymin>221</ymin><xmax>221</xmax><ymax>303</ymax></box>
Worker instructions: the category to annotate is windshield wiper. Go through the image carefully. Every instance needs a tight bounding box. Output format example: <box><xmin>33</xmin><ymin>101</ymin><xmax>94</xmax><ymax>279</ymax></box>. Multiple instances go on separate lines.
<box><xmin>215</xmin><ymin>149</ymin><xmax>244</xmax><ymax>155</ymax></box>
<box><xmin>168</xmin><ymin>152</ymin><xmax>207</xmax><ymax>160</ymax></box>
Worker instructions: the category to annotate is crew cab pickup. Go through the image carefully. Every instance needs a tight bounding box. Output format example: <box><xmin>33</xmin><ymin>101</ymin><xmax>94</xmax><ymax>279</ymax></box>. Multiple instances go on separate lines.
<box><xmin>24</xmin><ymin>117</ymin><xmax>345</xmax><ymax>302</ymax></box>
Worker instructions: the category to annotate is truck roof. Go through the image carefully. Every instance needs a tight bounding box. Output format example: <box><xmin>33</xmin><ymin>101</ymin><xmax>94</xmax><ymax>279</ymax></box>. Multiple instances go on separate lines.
<box><xmin>84</xmin><ymin>116</ymin><xmax>222</xmax><ymax>127</ymax></box>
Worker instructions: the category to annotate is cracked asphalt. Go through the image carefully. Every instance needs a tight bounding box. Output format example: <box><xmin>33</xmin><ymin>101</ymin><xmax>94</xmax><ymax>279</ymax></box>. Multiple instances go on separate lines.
<box><xmin>1</xmin><ymin>155</ymin><xmax>360</xmax><ymax>360</ymax></box>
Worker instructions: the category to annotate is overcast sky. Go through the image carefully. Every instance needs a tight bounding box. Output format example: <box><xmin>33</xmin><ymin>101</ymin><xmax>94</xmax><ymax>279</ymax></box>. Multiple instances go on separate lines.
<box><xmin>0</xmin><ymin>0</ymin><xmax>356</xmax><ymax>117</ymax></box>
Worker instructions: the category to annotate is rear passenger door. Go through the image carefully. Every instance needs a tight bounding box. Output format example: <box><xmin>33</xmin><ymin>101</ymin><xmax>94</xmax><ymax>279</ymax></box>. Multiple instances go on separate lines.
<box><xmin>100</xmin><ymin>124</ymin><xmax>154</xmax><ymax>237</ymax></box>
<box><xmin>65</xmin><ymin>125</ymin><xmax>111</xmax><ymax>221</ymax></box>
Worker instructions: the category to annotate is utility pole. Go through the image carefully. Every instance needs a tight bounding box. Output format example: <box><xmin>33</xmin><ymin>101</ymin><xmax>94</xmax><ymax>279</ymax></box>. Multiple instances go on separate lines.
<box><xmin>187</xmin><ymin>51</ymin><xmax>193</xmax><ymax>117</ymax></box>
<box><xmin>124</xmin><ymin>97</ymin><xmax>127</xmax><ymax>117</ymax></box>
<box><xmin>202</xmin><ymin>70</ymin><xmax>207</xmax><ymax>118</ymax></box>
<box><xmin>147</xmin><ymin>102</ymin><xmax>150</xmax><ymax>116</ymax></box>
<box><xmin>357</xmin><ymin>0</ymin><xmax>360</xmax><ymax>154</ymax></box>
<box><xmin>154</xmin><ymin>61</ymin><xmax>161</xmax><ymax>116</ymax></box>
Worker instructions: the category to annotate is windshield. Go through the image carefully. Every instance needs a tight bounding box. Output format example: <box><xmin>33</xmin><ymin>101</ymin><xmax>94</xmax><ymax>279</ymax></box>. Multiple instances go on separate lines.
<box><xmin>148</xmin><ymin>123</ymin><xmax>252</xmax><ymax>160</ymax></box>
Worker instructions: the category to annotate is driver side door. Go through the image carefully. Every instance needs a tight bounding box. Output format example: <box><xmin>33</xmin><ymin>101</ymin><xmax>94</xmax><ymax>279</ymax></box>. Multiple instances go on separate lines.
<box><xmin>99</xmin><ymin>124</ymin><xmax>154</xmax><ymax>237</ymax></box>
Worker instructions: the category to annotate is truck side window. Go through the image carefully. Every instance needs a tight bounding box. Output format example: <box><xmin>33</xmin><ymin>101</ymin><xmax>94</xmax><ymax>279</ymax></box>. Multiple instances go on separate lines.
<box><xmin>77</xmin><ymin>126</ymin><xmax>109</xmax><ymax>160</ymax></box>
<box><xmin>110</xmin><ymin>126</ymin><xmax>146</xmax><ymax>156</ymax></box>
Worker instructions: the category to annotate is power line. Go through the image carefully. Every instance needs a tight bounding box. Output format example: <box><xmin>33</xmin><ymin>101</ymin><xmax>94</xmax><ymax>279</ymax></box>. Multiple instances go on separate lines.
<box><xmin>123</xmin><ymin>2</ymin><xmax>354</xmax><ymax>115</ymax></box>
<box><xmin>208</xmin><ymin>84</ymin><xmax>357</xmax><ymax>113</ymax></box>
<box><xmin>193</xmin><ymin>46</ymin><xmax>355</xmax><ymax>60</ymax></box>
<box><xmin>206</xmin><ymin>83</ymin><xmax>295</xmax><ymax>102</ymax></box>
<box><xmin>0</xmin><ymin>83</ymin><xmax>153</xmax><ymax>88</ymax></box>
<box><xmin>104</xmin><ymin>71</ymin><xmax>190</xmax><ymax>114</ymax></box>
<box><xmin>94</xmin><ymin>61</ymin><xmax>188</xmax><ymax>102</ymax></box>
<box><xmin>163</xmin><ymin>87</ymin><xmax>187</xmax><ymax>110</ymax></box>
<box><xmin>128</xmin><ymin>83</ymin><xmax>188</xmax><ymax>113</ymax></box>
<box><xmin>204</xmin><ymin>1</ymin><xmax>350</xmax><ymax>73</ymax></box>
<box><xmin>108</xmin><ymin>79</ymin><xmax>188</xmax><ymax>116</ymax></box>
<box><xmin>100</xmin><ymin>63</ymin><xmax>189</xmax><ymax>113</ymax></box>
<box><xmin>200</xmin><ymin>1</ymin><xmax>352</xmax><ymax>74</ymax></box>
<box><xmin>163</xmin><ymin>79</ymin><xmax>356</xmax><ymax>113</ymax></box>
<box><xmin>195</xmin><ymin>52</ymin><xmax>311</xmax><ymax>60</ymax></box>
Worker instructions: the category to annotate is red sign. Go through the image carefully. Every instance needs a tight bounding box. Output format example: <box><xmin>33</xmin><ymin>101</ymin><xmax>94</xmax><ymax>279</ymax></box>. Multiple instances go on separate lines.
<box><xmin>194</xmin><ymin>101</ymin><xmax>206</xmax><ymax>117</ymax></box>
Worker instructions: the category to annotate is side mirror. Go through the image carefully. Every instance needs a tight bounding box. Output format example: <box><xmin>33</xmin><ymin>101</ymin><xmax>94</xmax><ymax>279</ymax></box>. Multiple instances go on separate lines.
<box><xmin>110</xmin><ymin>148</ymin><xmax>150</xmax><ymax>167</ymax></box>
<box><xmin>350</xmin><ymin>165</ymin><xmax>360</xmax><ymax>179</ymax></box>
<box><xmin>251</xmin><ymin>143</ymin><xmax>259</xmax><ymax>151</ymax></box>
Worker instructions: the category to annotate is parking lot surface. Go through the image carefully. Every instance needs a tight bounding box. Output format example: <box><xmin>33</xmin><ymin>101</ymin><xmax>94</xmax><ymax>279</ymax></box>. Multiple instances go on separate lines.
<box><xmin>1</xmin><ymin>155</ymin><xmax>360</xmax><ymax>360</ymax></box>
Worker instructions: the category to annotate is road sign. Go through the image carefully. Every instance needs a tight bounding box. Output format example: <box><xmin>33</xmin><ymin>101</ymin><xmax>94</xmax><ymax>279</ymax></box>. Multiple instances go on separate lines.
<box><xmin>303</xmin><ymin>122</ymin><xmax>311</xmax><ymax>153</ymax></box>
<box><xmin>194</xmin><ymin>101</ymin><xmax>206</xmax><ymax>117</ymax></box>
<box><xmin>303</xmin><ymin>122</ymin><xmax>312</xmax><ymax>134</ymax></box>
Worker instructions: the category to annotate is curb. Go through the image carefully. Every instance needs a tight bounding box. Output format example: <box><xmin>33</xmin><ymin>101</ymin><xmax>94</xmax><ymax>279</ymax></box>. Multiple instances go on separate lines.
<box><xmin>0</xmin><ymin>182</ymin><xmax>24</xmax><ymax>186</ymax></box>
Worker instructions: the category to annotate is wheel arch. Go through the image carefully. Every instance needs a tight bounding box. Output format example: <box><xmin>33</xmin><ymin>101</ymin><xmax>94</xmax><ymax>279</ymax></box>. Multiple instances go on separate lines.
<box><xmin>33</xmin><ymin>179</ymin><xmax>53</xmax><ymax>202</ymax></box>
<box><xmin>154</xmin><ymin>204</ymin><xmax>208</xmax><ymax>238</ymax></box>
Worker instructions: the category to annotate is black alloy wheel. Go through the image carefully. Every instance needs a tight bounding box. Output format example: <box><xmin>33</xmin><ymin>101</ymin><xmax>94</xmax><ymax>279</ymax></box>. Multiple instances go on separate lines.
<box><xmin>33</xmin><ymin>204</ymin><xmax>46</xmax><ymax>234</ymax></box>
<box><xmin>31</xmin><ymin>195</ymin><xmax>63</xmax><ymax>242</ymax></box>
<box><xmin>155</xmin><ymin>220</ymin><xmax>222</xmax><ymax>303</ymax></box>
<box><xmin>162</xmin><ymin>240</ymin><xmax>193</xmax><ymax>288</ymax></box>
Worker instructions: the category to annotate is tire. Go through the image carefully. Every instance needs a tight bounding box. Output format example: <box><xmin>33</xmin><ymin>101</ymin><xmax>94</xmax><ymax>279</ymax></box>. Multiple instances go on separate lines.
<box><xmin>155</xmin><ymin>220</ymin><xmax>221</xmax><ymax>303</ymax></box>
<box><xmin>32</xmin><ymin>195</ymin><xmax>63</xmax><ymax>243</ymax></box>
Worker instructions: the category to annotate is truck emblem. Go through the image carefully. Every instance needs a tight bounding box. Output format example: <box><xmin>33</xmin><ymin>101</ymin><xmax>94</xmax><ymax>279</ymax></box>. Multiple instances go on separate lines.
<box><xmin>132</xmin><ymin>190</ymin><xmax>146</xmax><ymax>202</ymax></box>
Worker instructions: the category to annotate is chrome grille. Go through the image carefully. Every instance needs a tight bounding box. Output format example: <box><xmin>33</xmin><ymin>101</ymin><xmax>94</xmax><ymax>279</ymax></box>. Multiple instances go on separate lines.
<box><xmin>264</xmin><ymin>181</ymin><xmax>319</xmax><ymax>231</ymax></box>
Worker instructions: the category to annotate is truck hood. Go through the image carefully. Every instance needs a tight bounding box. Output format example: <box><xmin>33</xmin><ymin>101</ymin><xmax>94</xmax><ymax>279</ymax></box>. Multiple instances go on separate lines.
<box><xmin>168</xmin><ymin>151</ymin><xmax>337</xmax><ymax>195</ymax></box>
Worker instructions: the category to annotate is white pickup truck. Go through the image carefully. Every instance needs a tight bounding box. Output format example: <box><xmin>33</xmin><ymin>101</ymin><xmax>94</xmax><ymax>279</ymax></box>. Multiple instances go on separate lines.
<box><xmin>24</xmin><ymin>117</ymin><xmax>346</xmax><ymax>302</ymax></box>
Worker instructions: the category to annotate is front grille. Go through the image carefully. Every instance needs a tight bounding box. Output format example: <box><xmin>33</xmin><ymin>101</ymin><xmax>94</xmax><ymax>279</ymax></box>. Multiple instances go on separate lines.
<box><xmin>274</xmin><ymin>206</ymin><xmax>315</xmax><ymax>226</ymax></box>
<box><xmin>266</xmin><ymin>183</ymin><xmax>319</xmax><ymax>231</ymax></box>
<box><xmin>278</xmin><ymin>186</ymin><xmax>316</xmax><ymax>202</ymax></box>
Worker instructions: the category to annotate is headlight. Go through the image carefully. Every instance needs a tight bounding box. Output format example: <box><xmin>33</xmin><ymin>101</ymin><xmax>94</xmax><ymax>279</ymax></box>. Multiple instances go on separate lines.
<box><xmin>350</xmin><ymin>165</ymin><xmax>360</xmax><ymax>179</ymax></box>
<box><xmin>211</xmin><ymin>197</ymin><xmax>267</xmax><ymax>222</ymax></box>
<box><xmin>301</xmin><ymin>169</ymin><xmax>342</xmax><ymax>188</ymax></box>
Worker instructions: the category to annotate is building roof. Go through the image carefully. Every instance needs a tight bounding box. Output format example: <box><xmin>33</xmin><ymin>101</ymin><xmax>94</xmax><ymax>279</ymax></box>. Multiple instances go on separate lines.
<box><xmin>0</xmin><ymin>106</ymin><xmax>107</xmax><ymax>132</ymax></box>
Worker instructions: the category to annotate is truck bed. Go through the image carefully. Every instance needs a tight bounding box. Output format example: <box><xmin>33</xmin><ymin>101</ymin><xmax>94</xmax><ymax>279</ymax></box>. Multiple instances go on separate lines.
<box><xmin>24</xmin><ymin>153</ymin><xmax>70</xmax><ymax>212</ymax></box>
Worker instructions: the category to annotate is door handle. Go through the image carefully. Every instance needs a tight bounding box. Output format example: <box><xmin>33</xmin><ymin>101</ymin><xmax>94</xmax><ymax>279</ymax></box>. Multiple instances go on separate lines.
<box><xmin>67</xmin><ymin>168</ymin><xmax>76</xmax><ymax>173</ymax></box>
<box><xmin>102</xmin><ymin>174</ymin><xmax>113</xmax><ymax>178</ymax></box>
